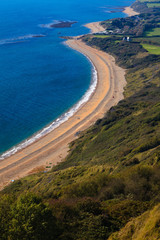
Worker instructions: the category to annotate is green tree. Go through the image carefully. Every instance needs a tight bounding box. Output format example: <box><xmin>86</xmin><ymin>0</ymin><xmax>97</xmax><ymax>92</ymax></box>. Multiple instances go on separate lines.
<box><xmin>8</xmin><ymin>193</ymin><xmax>58</xmax><ymax>240</ymax></box>
<box><xmin>0</xmin><ymin>195</ymin><xmax>13</xmax><ymax>239</ymax></box>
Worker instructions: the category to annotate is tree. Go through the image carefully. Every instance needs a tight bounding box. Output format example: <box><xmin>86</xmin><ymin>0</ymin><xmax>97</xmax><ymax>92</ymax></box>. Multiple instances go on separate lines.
<box><xmin>0</xmin><ymin>195</ymin><xmax>13</xmax><ymax>239</ymax></box>
<box><xmin>8</xmin><ymin>193</ymin><xmax>58</xmax><ymax>240</ymax></box>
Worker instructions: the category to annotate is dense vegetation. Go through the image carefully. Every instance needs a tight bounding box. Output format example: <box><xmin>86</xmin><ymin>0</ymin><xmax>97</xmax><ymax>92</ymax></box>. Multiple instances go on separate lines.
<box><xmin>109</xmin><ymin>203</ymin><xmax>160</xmax><ymax>239</ymax></box>
<box><xmin>132</xmin><ymin>0</ymin><xmax>160</xmax><ymax>13</ymax></box>
<box><xmin>1</xmin><ymin>1</ymin><xmax>160</xmax><ymax>239</ymax></box>
<box><xmin>101</xmin><ymin>12</ymin><xmax>160</xmax><ymax>36</ymax></box>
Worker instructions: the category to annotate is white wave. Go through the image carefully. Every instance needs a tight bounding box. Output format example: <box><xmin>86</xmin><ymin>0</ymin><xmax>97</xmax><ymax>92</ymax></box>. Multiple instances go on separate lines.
<box><xmin>39</xmin><ymin>20</ymin><xmax>60</xmax><ymax>29</ymax></box>
<box><xmin>39</xmin><ymin>20</ymin><xmax>74</xmax><ymax>29</ymax></box>
<box><xmin>0</xmin><ymin>34</ymin><xmax>45</xmax><ymax>45</ymax></box>
<box><xmin>0</xmin><ymin>58</ymin><xmax>97</xmax><ymax>160</ymax></box>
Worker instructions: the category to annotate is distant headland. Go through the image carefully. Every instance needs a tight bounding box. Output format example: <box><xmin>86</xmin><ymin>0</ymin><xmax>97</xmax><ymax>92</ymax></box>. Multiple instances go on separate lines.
<box><xmin>50</xmin><ymin>21</ymin><xmax>77</xmax><ymax>28</ymax></box>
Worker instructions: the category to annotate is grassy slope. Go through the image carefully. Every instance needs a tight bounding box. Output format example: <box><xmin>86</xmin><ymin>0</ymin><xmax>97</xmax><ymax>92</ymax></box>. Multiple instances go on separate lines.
<box><xmin>1</xmin><ymin>3</ymin><xmax>160</xmax><ymax>240</ymax></box>
<box><xmin>145</xmin><ymin>27</ymin><xmax>160</xmax><ymax>36</ymax></box>
<box><xmin>108</xmin><ymin>203</ymin><xmax>160</xmax><ymax>240</ymax></box>
<box><xmin>142</xmin><ymin>43</ymin><xmax>160</xmax><ymax>54</ymax></box>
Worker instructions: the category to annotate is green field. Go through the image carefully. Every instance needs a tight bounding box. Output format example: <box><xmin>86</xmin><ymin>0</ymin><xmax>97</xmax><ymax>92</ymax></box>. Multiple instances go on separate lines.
<box><xmin>142</xmin><ymin>43</ymin><xmax>160</xmax><ymax>54</ymax></box>
<box><xmin>140</xmin><ymin>0</ymin><xmax>160</xmax><ymax>2</ymax></box>
<box><xmin>147</xmin><ymin>2</ymin><xmax>160</xmax><ymax>7</ymax></box>
<box><xmin>133</xmin><ymin>37</ymin><xmax>160</xmax><ymax>45</ymax></box>
<box><xmin>93</xmin><ymin>34</ymin><xmax>110</xmax><ymax>38</ymax></box>
<box><xmin>145</xmin><ymin>28</ymin><xmax>160</xmax><ymax>36</ymax></box>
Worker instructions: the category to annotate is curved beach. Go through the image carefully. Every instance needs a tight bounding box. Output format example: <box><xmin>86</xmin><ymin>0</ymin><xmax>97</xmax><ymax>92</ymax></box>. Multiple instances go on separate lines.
<box><xmin>0</xmin><ymin>25</ymin><xmax>126</xmax><ymax>189</ymax></box>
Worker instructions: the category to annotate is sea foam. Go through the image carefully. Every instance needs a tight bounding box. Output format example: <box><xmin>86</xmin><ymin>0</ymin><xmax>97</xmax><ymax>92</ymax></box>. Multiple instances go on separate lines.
<box><xmin>0</xmin><ymin>34</ymin><xmax>45</xmax><ymax>45</ymax></box>
<box><xmin>39</xmin><ymin>20</ymin><xmax>61</xmax><ymax>29</ymax></box>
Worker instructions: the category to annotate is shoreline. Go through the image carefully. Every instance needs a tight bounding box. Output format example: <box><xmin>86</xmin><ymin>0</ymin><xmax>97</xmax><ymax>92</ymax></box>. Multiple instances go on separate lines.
<box><xmin>0</xmin><ymin>59</ymin><xmax>98</xmax><ymax>161</ymax></box>
<box><xmin>0</xmin><ymin>9</ymin><xmax>135</xmax><ymax>162</ymax></box>
<box><xmin>0</xmin><ymin>4</ymin><xmax>140</xmax><ymax>189</ymax></box>
<box><xmin>0</xmin><ymin>28</ymin><xmax>126</xmax><ymax>189</ymax></box>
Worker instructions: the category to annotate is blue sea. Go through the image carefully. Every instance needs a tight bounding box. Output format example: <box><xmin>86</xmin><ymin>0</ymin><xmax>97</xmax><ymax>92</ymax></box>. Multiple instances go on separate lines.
<box><xmin>0</xmin><ymin>0</ymin><xmax>134</xmax><ymax>158</ymax></box>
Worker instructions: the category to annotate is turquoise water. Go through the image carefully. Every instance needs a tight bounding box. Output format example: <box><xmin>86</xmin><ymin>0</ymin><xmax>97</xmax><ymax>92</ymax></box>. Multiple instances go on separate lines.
<box><xmin>0</xmin><ymin>0</ymin><xmax>133</xmax><ymax>158</ymax></box>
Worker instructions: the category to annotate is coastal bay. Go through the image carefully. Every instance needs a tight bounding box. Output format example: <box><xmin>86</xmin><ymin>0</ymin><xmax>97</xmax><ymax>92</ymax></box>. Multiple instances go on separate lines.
<box><xmin>1</xmin><ymin>1</ymin><xmax>160</xmax><ymax>238</ymax></box>
<box><xmin>0</xmin><ymin>0</ymin><xmax>131</xmax><ymax>156</ymax></box>
<box><xmin>0</xmin><ymin>23</ymin><xmax>126</xmax><ymax>189</ymax></box>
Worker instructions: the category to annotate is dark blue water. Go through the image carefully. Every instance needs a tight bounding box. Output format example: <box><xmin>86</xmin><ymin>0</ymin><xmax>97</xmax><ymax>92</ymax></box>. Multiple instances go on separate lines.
<box><xmin>0</xmin><ymin>0</ymin><xmax>133</xmax><ymax>157</ymax></box>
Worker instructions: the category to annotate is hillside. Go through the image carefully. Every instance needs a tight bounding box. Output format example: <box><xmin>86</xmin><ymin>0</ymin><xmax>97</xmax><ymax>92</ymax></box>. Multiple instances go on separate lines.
<box><xmin>109</xmin><ymin>203</ymin><xmax>160</xmax><ymax>240</ymax></box>
<box><xmin>0</xmin><ymin>1</ymin><xmax>160</xmax><ymax>239</ymax></box>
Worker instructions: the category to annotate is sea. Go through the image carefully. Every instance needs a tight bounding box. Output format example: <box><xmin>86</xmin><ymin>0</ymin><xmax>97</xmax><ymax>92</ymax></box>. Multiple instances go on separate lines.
<box><xmin>0</xmin><ymin>0</ymin><xmax>134</xmax><ymax>159</ymax></box>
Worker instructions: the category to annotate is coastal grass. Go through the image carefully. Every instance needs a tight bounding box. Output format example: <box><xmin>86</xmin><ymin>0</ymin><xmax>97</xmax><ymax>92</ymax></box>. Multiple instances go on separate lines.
<box><xmin>142</xmin><ymin>43</ymin><xmax>160</xmax><ymax>54</ymax></box>
<box><xmin>109</xmin><ymin>203</ymin><xmax>160</xmax><ymax>240</ymax></box>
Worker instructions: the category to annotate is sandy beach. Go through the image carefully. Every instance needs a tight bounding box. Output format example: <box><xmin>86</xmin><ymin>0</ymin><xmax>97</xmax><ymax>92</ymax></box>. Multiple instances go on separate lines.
<box><xmin>84</xmin><ymin>21</ymin><xmax>105</xmax><ymax>33</ymax></box>
<box><xmin>0</xmin><ymin>23</ymin><xmax>126</xmax><ymax>190</ymax></box>
<box><xmin>123</xmin><ymin>6</ymin><xmax>139</xmax><ymax>16</ymax></box>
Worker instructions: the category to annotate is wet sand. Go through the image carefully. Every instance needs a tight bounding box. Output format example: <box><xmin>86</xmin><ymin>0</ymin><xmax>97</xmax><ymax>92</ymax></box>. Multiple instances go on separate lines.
<box><xmin>0</xmin><ymin>24</ymin><xmax>126</xmax><ymax>190</ymax></box>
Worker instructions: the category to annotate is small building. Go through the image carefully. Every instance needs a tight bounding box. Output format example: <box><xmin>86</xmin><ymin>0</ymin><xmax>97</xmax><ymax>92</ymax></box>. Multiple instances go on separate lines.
<box><xmin>122</xmin><ymin>36</ymin><xmax>130</xmax><ymax>42</ymax></box>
